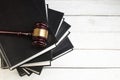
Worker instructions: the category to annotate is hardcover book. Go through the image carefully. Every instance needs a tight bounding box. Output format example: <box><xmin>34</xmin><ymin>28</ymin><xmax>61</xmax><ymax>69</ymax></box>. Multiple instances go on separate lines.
<box><xmin>0</xmin><ymin>20</ymin><xmax>72</xmax><ymax>75</ymax></box>
<box><xmin>17</xmin><ymin>67</ymin><xmax>33</xmax><ymax>76</ymax></box>
<box><xmin>0</xmin><ymin>7</ymin><xmax>65</xmax><ymax>75</ymax></box>
<box><xmin>0</xmin><ymin>0</ymin><xmax>57</xmax><ymax>70</ymax></box>
<box><xmin>20</xmin><ymin>8</ymin><xmax>64</xmax><ymax>67</ymax></box>
<box><xmin>25</xmin><ymin>37</ymin><xmax>73</xmax><ymax>75</ymax></box>
<box><xmin>23</xmin><ymin>21</ymin><xmax>72</xmax><ymax>74</ymax></box>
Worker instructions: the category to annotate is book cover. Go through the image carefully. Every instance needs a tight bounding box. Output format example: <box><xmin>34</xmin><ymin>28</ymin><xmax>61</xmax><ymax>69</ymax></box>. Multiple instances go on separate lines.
<box><xmin>25</xmin><ymin>66</ymin><xmax>43</xmax><ymax>75</ymax></box>
<box><xmin>21</xmin><ymin>20</ymin><xmax>71</xmax><ymax>68</ymax></box>
<box><xmin>23</xmin><ymin>21</ymin><xmax>72</xmax><ymax>74</ymax></box>
<box><xmin>20</xmin><ymin>8</ymin><xmax>64</xmax><ymax>67</ymax></box>
<box><xmin>0</xmin><ymin>7</ymin><xmax>64</xmax><ymax>75</ymax></box>
<box><xmin>0</xmin><ymin>20</ymin><xmax>72</xmax><ymax>75</ymax></box>
<box><xmin>52</xmin><ymin>37</ymin><xmax>74</xmax><ymax>60</ymax></box>
<box><xmin>24</xmin><ymin>36</ymin><xmax>74</xmax><ymax>74</ymax></box>
<box><xmin>0</xmin><ymin>0</ymin><xmax>57</xmax><ymax>70</ymax></box>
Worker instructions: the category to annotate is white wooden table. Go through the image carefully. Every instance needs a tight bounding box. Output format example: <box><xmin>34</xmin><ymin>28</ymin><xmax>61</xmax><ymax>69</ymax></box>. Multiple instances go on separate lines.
<box><xmin>1</xmin><ymin>0</ymin><xmax>120</xmax><ymax>80</ymax></box>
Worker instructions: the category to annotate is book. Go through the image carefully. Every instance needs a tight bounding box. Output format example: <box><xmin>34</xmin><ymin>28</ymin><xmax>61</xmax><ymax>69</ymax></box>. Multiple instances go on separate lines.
<box><xmin>24</xmin><ymin>36</ymin><xmax>74</xmax><ymax>75</ymax></box>
<box><xmin>16</xmin><ymin>67</ymin><xmax>27</xmax><ymax>76</ymax></box>
<box><xmin>25</xmin><ymin>66</ymin><xmax>43</xmax><ymax>75</ymax></box>
<box><xmin>0</xmin><ymin>20</ymin><xmax>72</xmax><ymax>75</ymax></box>
<box><xmin>56</xmin><ymin>21</ymin><xmax>70</xmax><ymax>41</ymax></box>
<box><xmin>0</xmin><ymin>55</ymin><xmax>28</xmax><ymax>76</ymax></box>
<box><xmin>0</xmin><ymin>0</ymin><xmax>57</xmax><ymax>70</ymax></box>
<box><xmin>21</xmin><ymin>20</ymin><xmax>70</xmax><ymax>67</ymax></box>
<box><xmin>0</xmin><ymin>7</ymin><xmax>65</xmax><ymax>75</ymax></box>
<box><xmin>21</xmin><ymin>68</ymin><xmax>33</xmax><ymax>76</ymax></box>
<box><xmin>0</xmin><ymin>56</ymin><xmax>31</xmax><ymax>76</ymax></box>
<box><xmin>48</xmin><ymin>8</ymin><xmax>64</xmax><ymax>35</ymax></box>
<box><xmin>52</xmin><ymin>37</ymin><xmax>74</xmax><ymax>60</ymax></box>
<box><xmin>16</xmin><ymin>67</ymin><xmax>31</xmax><ymax>76</ymax></box>
<box><xmin>0</xmin><ymin>56</ymin><xmax>32</xmax><ymax>76</ymax></box>
<box><xmin>20</xmin><ymin>8</ymin><xmax>64</xmax><ymax>67</ymax></box>
<box><xmin>1</xmin><ymin>55</ymin><xmax>8</xmax><ymax>69</ymax></box>
<box><xmin>55</xmin><ymin>21</ymin><xmax>71</xmax><ymax>45</ymax></box>
<box><xmin>0</xmin><ymin>52</ymin><xmax>8</xmax><ymax>69</ymax></box>
<box><xmin>23</xmin><ymin>21</ymin><xmax>72</xmax><ymax>74</ymax></box>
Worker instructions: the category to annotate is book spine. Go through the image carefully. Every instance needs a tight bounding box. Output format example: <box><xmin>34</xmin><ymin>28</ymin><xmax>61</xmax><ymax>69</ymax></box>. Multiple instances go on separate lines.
<box><xmin>0</xmin><ymin>43</ymin><xmax>11</xmax><ymax>68</ymax></box>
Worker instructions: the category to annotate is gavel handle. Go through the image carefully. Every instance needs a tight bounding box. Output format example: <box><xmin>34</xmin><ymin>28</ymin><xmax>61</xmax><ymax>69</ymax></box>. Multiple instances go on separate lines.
<box><xmin>0</xmin><ymin>31</ymin><xmax>32</xmax><ymax>36</ymax></box>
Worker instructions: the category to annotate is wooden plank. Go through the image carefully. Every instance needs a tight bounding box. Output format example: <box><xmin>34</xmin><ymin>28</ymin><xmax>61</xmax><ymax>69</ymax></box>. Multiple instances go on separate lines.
<box><xmin>65</xmin><ymin>16</ymin><xmax>120</xmax><ymax>32</ymax></box>
<box><xmin>1</xmin><ymin>68</ymin><xmax>120</xmax><ymax>80</ymax></box>
<box><xmin>46</xmin><ymin>0</ymin><xmax>120</xmax><ymax>15</ymax></box>
<box><xmin>69</xmin><ymin>33</ymin><xmax>120</xmax><ymax>49</ymax></box>
<box><xmin>40</xmin><ymin>69</ymin><xmax>120</xmax><ymax>80</ymax></box>
<box><xmin>49</xmin><ymin>50</ymin><xmax>120</xmax><ymax>67</ymax></box>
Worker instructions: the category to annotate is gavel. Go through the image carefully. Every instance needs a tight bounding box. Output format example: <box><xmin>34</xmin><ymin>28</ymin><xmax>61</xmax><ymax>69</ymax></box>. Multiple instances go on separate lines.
<box><xmin>0</xmin><ymin>23</ymin><xmax>48</xmax><ymax>47</ymax></box>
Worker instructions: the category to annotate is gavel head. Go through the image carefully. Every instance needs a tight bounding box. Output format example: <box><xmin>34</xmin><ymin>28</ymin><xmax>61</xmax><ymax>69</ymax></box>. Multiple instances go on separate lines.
<box><xmin>32</xmin><ymin>22</ymin><xmax>48</xmax><ymax>47</ymax></box>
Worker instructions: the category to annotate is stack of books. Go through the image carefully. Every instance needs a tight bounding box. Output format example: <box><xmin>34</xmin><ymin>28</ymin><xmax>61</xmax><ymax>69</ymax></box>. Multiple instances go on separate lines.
<box><xmin>0</xmin><ymin>0</ymin><xmax>74</xmax><ymax>76</ymax></box>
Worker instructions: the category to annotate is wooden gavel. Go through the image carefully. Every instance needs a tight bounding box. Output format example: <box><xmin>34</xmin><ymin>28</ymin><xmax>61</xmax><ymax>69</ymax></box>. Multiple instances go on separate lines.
<box><xmin>0</xmin><ymin>23</ymin><xmax>48</xmax><ymax>47</ymax></box>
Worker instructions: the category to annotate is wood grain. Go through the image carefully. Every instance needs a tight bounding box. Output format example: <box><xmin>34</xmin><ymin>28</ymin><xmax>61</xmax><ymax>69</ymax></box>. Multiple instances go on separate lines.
<box><xmin>49</xmin><ymin>50</ymin><xmax>120</xmax><ymax>67</ymax></box>
<box><xmin>65</xmin><ymin>16</ymin><xmax>120</xmax><ymax>32</ymax></box>
<box><xmin>46</xmin><ymin>0</ymin><xmax>120</xmax><ymax>16</ymax></box>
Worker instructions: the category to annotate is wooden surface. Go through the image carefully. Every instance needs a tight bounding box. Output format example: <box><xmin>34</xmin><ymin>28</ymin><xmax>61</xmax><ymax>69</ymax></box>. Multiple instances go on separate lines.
<box><xmin>1</xmin><ymin>0</ymin><xmax>120</xmax><ymax>80</ymax></box>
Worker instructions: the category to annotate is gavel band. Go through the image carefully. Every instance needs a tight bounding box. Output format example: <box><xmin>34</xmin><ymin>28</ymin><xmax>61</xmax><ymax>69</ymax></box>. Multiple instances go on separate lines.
<box><xmin>33</xmin><ymin>28</ymin><xmax>48</xmax><ymax>39</ymax></box>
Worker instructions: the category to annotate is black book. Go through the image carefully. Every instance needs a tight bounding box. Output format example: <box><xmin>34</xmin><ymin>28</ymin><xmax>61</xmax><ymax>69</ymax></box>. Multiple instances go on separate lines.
<box><xmin>21</xmin><ymin>67</ymin><xmax>33</xmax><ymax>76</ymax></box>
<box><xmin>52</xmin><ymin>37</ymin><xmax>74</xmax><ymax>60</ymax></box>
<box><xmin>24</xmin><ymin>21</ymin><xmax>72</xmax><ymax>74</ymax></box>
<box><xmin>55</xmin><ymin>21</ymin><xmax>71</xmax><ymax>45</ymax></box>
<box><xmin>48</xmin><ymin>9</ymin><xmax>64</xmax><ymax>36</ymax></box>
<box><xmin>0</xmin><ymin>7</ymin><xmax>64</xmax><ymax>75</ymax></box>
<box><xmin>1</xmin><ymin>55</ymin><xmax>8</xmax><ymax>69</ymax></box>
<box><xmin>25</xmin><ymin>66</ymin><xmax>43</xmax><ymax>75</ymax></box>
<box><xmin>0</xmin><ymin>21</ymin><xmax>72</xmax><ymax>75</ymax></box>
<box><xmin>0</xmin><ymin>0</ymin><xmax>57</xmax><ymax>70</ymax></box>
<box><xmin>0</xmin><ymin>55</ymin><xmax>31</xmax><ymax>76</ymax></box>
<box><xmin>16</xmin><ymin>67</ymin><xmax>27</xmax><ymax>76</ymax></box>
<box><xmin>56</xmin><ymin>21</ymin><xmax>71</xmax><ymax>41</ymax></box>
<box><xmin>0</xmin><ymin>56</ymin><xmax>30</xmax><ymax>76</ymax></box>
<box><xmin>21</xmin><ymin>21</ymin><xmax>70</xmax><ymax>67</ymax></box>
<box><xmin>25</xmin><ymin>37</ymin><xmax>74</xmax><ymax>75</ymax></box>
<box><xmin>20</xmin><ymin>8</ymin><xmax>64</xmax><ymax>67</ymax></box>
<box><xmin>52</xmin><ymin>21</ymin><xmax>73</xmax><ymax>60</ymax></box>
<box><xmin>17</xmin><ymin>67</ymin><xmax>33</xmax><ymax>76</ymax></box>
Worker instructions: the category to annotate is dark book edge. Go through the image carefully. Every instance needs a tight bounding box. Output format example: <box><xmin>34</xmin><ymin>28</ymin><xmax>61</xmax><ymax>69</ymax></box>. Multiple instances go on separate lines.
<box><xmin>1</xmin><ymin>55</ymin><xmax>9</xmax><ymax>69</ymax></box>
<box><xmin>17</xmin><ymin>67</ymin><xmax>27</xmax><ymax>77</ymax></box>
<box><xmin>56</xmin><ymin>20</ymin><xmax>71</xmax><ymax>41</ymax></box>
<box><xmin>25</xmin><ymin>66</ymin><xmax>43</xmax><ymax>75</ymax></box>
<box><xmin>55</xmin><ymin>18</ymin><xmax>64</xmax><ymax>36</ymax></box>
<box><xmin>22</xmin><ymin>68</ymin><xmax>32</xmax><ymax>76</ymax></box>
<box><xmin>0</xmin><ymin>43</ymin><xmax>11</xmax><ymax>67</ymax></box>
<box><xmin>52</xmin><ymin>37</ymin><xmax>74</xmax><ymax>60</ymax></box>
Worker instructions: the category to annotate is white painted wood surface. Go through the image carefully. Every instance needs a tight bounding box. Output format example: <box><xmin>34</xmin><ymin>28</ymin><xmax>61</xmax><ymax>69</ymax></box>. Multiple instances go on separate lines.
<box><xmin>46</xmin><ymin>0</ymin><xmax>120</xmax><ymax>16</ymax></box>
<box><xmin>1</xmin><ymin>0</ymin><xmax>120</xmax><ymax>80</ymax></box>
